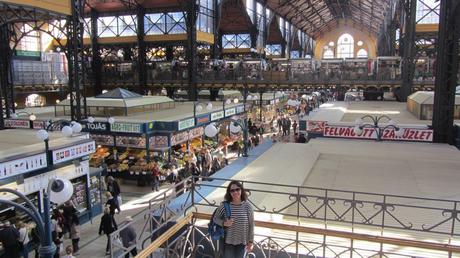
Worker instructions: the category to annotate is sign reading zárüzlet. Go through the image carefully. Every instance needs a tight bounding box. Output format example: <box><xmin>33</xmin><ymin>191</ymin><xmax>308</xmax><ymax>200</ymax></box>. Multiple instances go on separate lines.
<box><xmin>323</xmin><ymin>126</ymin><xmax>433</xmax><ymax>142</ymax></box>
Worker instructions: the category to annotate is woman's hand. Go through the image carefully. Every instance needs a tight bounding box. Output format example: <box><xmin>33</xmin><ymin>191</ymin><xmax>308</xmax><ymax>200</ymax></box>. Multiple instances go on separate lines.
<box><xmin>246</xmin><ymin>242</ymin><xmax>254</xmax><ymax>252</ymax></box>
<box><xmin>223</xmin><ymin>218</ymin><xmax>234</xmax><ymax>227</ymax></box>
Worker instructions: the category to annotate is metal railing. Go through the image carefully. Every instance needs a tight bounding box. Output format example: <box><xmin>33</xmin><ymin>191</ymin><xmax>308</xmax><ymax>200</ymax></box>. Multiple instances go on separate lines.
<box><xmin>107</xmin><ymin>176</ymin><xmax>460</xmax><ymax>257</ymax></box>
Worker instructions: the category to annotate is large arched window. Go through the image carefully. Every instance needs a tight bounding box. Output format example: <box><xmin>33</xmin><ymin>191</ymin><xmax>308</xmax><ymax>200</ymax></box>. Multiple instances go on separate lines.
<box><xmin>357</xmin><ymin>49</ymin><xmax>368</xmax><ymax>58</ymax></box>
<box><xmin>323</xmin><ymin>49</ymin><xmax>334</xmax><ymax>59</ymax></box>
<box><xmin>337</xmin><ymin>33</ymin><xmax>354</xmax><ymax>58</ymax></box>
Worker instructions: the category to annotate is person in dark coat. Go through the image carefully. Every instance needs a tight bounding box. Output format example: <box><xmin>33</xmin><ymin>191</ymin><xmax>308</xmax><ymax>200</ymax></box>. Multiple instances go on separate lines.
<box><xmin>105</xmin><ymin>191</ymin><xmax>120</xmax><ymax>216</ymax></box>
<box><xmin>107</xmin><ymin>176</ymin><xmax>121</xmax><ymax>211</ymax></box>
<box><xmin>99</xmin><ymin>207</ymin><xmax>118</xmax><ymax>255</ymax></box>
<box><xmin>0</xmin><ymin>222</ymin><xmax>20</xmax><ymax>258</ymax></box>
<box><xmin>119</xmin><ymin>216</ymin><xmax>137</xmax><ymax>258</ymax></box>
<box><xmin>62</xmin><ymin>201</ymin><xmax>78</xmax><ymax>238</ymax></box>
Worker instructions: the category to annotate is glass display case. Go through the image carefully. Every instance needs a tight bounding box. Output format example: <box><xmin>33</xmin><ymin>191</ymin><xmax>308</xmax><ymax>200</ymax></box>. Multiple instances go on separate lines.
<box><xmin>89</xmin><ymin>175</ymin><xmax>102</xmax><ymax>208</ymax></box>
<box><xmin>0</xmin><ymin>192</ymin><xmax>40</xmax><ymax>224</ymax></box>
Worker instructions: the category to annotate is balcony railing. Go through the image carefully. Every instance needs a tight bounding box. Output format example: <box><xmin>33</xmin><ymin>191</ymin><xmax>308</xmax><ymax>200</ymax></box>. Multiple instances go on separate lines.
<box><xmin>107</xmin><ymin>177</ymin><xmax>460</xmax><ymax>258</ymax></box>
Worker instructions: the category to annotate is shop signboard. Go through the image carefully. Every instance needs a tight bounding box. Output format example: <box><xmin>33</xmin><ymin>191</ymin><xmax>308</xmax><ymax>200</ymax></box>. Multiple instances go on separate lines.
<box><xmin>211</xmin><ymin>111</ymin><xmax>224</xmax><ymax>121</ymax></box>
<box><xmin>116</xmin><ymin>136</ymin><xmax>146</xmax><ymax>148</ymax></box>
<box><xmin>52</xmin><ymin>141</ymin><xmax>96</xmax><ymax>165</ymax></box>
<box><xmin>171</xmin><ymin>131</ymin><xmax>189</xmax><ymax>146</ymax></box>
<box><xmin>32</xmin><ymin>120</ymin><xmax>48</xmax><ymax>129</ymax></box>
<box><xmin>307</xmin><ymin>121</ymin><xmax>327</xmax><ymax>133</ymax></box>
<box><xmin>110</xmin><ymin>122</ymin><xmax>143</xmax><ymax>133</ymax></box>
<box><xmin>178</xmin><ymin>118</ymin><xmax>195</xmax><ymax>131</ymax></box>
<box><xmin>90</xmin><ymin>134</ymin><xmax>114</xmax><ymax>146</ymax></box>
<box><xmin>195</xmin><ymin>114</ymin><xmax>210</xmax><ymax>126</ymax></box>
<box><xmin>323</xmin><ymin>126</ymin><xmax>433</xmax><ymax>142</ymax></box>
<box><xmin>149</xmin><ymin>136</ymin><xmax>169</xmax><ymax>149</ymax></box>
<box><xmin>153</xmin><ymin>121</ymin><xmax>175</xmax><ymax>132</ymax></box>
<box><xmin>0</xmin><ymin>153</ymin><xmax>48</xmax><ymax>180</ymax></box>
<box><xmin>5</xmin><ymin>119</ymin><xmax>30</xmax><ymax>129</ymax></box>
<box><xmin>189</xmin><ymin>127</ymin><xmax>204</xmax><ymax>139</ymax></box>
<box><xmin>236</xmin><ymin>105</ymin><xmax>245</xmax><ymax>114</ymax></box>
<box><xmin>83</xmin><ymin>122</ymin><xmax>109</xmax><ymax>132</ymax></box>
<box><xmin>225</xmin><ymin>108</ymin><xmax>236</xmax><ymax>117</ymax></box>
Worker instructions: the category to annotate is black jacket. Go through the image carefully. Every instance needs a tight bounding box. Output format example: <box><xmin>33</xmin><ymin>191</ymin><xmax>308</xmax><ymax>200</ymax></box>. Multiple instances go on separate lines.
<box><xmin>99</xmin><ymin>214</ymin><xmax>117</xmax><ymax>235</ymax></box>
<box><xmin>0</xmin><ymin>225</ymin><xmax>20</xmax><ymax>247</ymax></box>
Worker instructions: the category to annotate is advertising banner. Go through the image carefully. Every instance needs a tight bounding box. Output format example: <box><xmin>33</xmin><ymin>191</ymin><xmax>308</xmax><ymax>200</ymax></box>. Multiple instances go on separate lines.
<box><xmin>178</xmin><ymin>118</ymin><xmax>195</xmax><ymax>131</ymax></box>
<box><xmin>52</xmin><ymin>141</ymin><xmax>96</xmax><ymax>165</ymax></box>
<box><xmin>0</xmin><ymin>153</ymin><xmax>48</xmax><ymax>180</ymax></box>
<box><xmin>195</xmin><ymin>114</ymin><xmax>210</xmax><ymax>126</ymax></box>
<box><xmin>225</xmin><ymin>108</ymin><xmax>236</xmax><ymax>117</ymax></box>
<box><xmin>323</xmin><ymin>126</ymin><xmax>433</xmax><ymax>142</ymax></box>
<box><xmin>306</xmin><ymin>121</ymin><xmax>326</xmax><ymax>133</ymax></box>
<box><xmin>5</xmin><ymin>119</ymin><xmax>30</xmax><ymax>129</ymax></box>
<box><xmin>211</xmin><ymin>111</ymin><xmax>224</xmax><ymax>121</ymax></box>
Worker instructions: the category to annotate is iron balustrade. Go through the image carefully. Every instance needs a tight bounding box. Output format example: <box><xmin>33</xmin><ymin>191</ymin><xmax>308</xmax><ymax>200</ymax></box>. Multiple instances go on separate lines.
<box><xmin>106</xmin><ymin>176</ymin><xmax>460</xmax><ymax>258</ymax></box>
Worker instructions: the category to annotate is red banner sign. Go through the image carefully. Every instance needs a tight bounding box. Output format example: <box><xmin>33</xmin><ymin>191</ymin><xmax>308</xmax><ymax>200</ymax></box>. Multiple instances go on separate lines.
<box><xmin>307</xmin><ymin>121</ymin><xmax>326</xmax><ymax>133</ymax></box>
<box><xmin>323</xmin><ymin>126</ymin><xmax>433</xmax><ymax>142</ymax></box>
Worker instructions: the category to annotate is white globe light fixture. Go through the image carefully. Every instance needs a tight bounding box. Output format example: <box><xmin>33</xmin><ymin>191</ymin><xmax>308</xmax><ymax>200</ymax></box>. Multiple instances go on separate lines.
<box><xmin>61</xmin><ymin>125</ymin><xmax>73</xmax><ymax>137</ymax></box>
<box><xmin>204</xmin><ymin>123</ymin><xmax>219</xmax><ymax>138</ymax></box>
<box><xmin>36</xmin><ymin>129</ymin><xmax>49</xmax><ymax>141</ymax></box>
<box><xmin>87</xmin><ymin>116</ymin><xmax>95</xmax><ymax>123</ymax></box>
<box><xmin>29</xmin><ymin>114</ymin><xmax>37</xmax><ymax>121</ymax></box>
<box><xmin>195</xmin><ymin>104</ymin><xmax>203</xmax><ymax>112</ymax></box>
<box><xmin>107</xmin><ymin>117</ymin><xmax>115</xmax><ymax>125</ymax></box>
<box><xmin>225</xmin><ymin>99</ymin><xmax>231</xmax><ymax>105</ymax></box>
<box><xmin>353</xmin><ymin>126</ymin><xmax>363</xmax><ymax>136</ymax></box>
<box><xmin>229</xmin><ymin>122</ymin><xmax>241</xmax><ymax>134</ymax></box>
<box><xmin>247</xmin><ymin>95</ymin><xmax>253</xmax><ymax>101</ymax></box>
<box><xmin>71</xmin><ymin>122</ymin><xmax>82</xmax><ymax>133</ymax></box>
<box><xmin>49</xmin><ymin>178</ymin><xmax>74</xmax><ymax>204</ymax></box>
<box><xmin>302</xmin><ymin>94</ymin><xmax>308</xmax><ymax>100</ymax></box>
<box><xmin>206</xmin><ymin>103</ymin><xmax>213</xmax><ymax>111</ymax></box>
<box><xmin>233</xmin><ymin>98</ymin><xmax>239</xmax><ymax>104</ymax></box>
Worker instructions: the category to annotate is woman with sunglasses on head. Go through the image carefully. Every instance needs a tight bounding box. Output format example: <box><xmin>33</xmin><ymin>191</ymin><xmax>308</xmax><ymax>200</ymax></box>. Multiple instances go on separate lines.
<box><xmin>213</xmin><ymin>180</ymin><xmax>254</xmax><ymax>258</ymax></box>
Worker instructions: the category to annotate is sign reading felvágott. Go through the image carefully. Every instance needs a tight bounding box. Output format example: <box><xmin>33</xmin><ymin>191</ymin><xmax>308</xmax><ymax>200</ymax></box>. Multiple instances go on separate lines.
<box><xmin>0</xmin><ymin>153</ymin><xmax>47</xmax><ymax>180</ymax></box>
<box><xmin>225</xmin><ymin>108</ymin><xmax>236</xmax><ymax>117</ymax></box>
<box><xmin>52</xmin><ymin>141</ymin><xmax>96</xmax><ymax>164</ymax></box>
<box><xmin>211</xmin><ymin>111</ymin><xmax>224</xmax><ymax>121</ymax></box>
<box><xmin>178</xmin><ymin>118</ymin><xmax>195</xmax><ymax>131</ymax></box>
<box><xmin>111</xmin><ymin>122</ymin><xmax>142</xmax><ymax>133</ymax></box>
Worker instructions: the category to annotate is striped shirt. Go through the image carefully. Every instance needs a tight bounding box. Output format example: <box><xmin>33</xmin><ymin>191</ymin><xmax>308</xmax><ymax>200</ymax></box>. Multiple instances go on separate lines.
<box><xmin>213</xmin><ymin>201</ymin><xmax>254</xmax><ymax>245</ymax></box>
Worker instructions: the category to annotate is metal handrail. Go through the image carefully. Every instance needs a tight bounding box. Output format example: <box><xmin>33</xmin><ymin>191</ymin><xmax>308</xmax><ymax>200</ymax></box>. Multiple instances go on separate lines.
<box><xmin>108</xmin><ymin>177</ymin><xmax>460</xmax><ymax>258</ymax></box>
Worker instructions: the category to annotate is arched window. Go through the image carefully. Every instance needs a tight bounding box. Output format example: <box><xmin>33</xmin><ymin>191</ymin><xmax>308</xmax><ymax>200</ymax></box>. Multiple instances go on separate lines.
<box><xmin>323</xmin><ymin>49</ymin><xmax>334</xmax><ymax>59</ymax></box>
<box><xmin>357</xmin><ymin>49</ymin><xmax>368</xmax><ymax>58</ymax></box>
<box><xmin>337</xmin><ymin>33</ymin><xmax>354</xmax><ymax>58</ymax></box>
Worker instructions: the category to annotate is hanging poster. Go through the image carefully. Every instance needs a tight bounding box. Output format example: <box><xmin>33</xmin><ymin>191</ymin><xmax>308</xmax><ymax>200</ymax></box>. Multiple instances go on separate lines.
<box><xmin>0</xmin><ymin>153</ymin><xmax>48</xmax><ymax>180</ymax></box>
<box><xmin>52</xmin><ymin>141</ymin><xmax>96</xmax><ymax>164</ymax></box>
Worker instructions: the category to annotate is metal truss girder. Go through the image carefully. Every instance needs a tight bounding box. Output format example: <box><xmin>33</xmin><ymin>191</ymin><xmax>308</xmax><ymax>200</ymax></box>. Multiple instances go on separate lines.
<box><xmin>432</xmin><ymin>0</ymin><xmax>460</xmax><ymax>144</ymax></box>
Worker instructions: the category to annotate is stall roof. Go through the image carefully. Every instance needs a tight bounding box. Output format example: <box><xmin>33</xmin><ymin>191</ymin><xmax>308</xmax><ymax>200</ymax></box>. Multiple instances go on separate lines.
<box><xmin>408</xmin><ymin>91</ymin><xmax>460</xmax><ymax>105</ymax></box>
<box><xmin>57</xmin><ymin>95</ymin><xmax>174</xmax><ymax>108</ymax></box>
<box><xmin>176</xmin><ymin>90</ymin><xmax>242</xmax><ymax>97</ymax></box>
<box><xmin>27</xmin><ymin>101</ymin><xmax>243</xmax><ymax>124</ymax></box>
<box><xmin>0</xmin><ymin>129</ymin><xmax>91</xmax><ymax>161</ymax></box>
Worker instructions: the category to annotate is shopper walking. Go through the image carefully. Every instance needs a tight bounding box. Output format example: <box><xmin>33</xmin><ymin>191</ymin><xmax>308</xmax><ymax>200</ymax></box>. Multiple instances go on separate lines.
<box><xmin>213</xmin><ymin>181</ymin><xmax>254</xmax><ymax>258</ymax></box>
<box><xmin>62</xmin><ymin>201</ymin><xmax>77</xmax><ymax>239</ymax></box>
<box><xmin>107</xmin><ymin>176</ymin><xmax>122</xmax><ymax>210</ymax></box>
<box><xmin>106</xmin><ymin>191</ymin><xmax>121</xmax><ymax>215</ymax></box>
<box><xmin>120</xmin><ymin>216</ymin><xmax>138</xmax><ymax>258</ymax></box>
<box><xmin>70</xmin><ymin>214</ymin><xmax>80</xmax><ymax>255</ymax></box>
<box><xmin>99</xmin><ymin>207</ymin><xmax>118</xmax><ymax>255</ymax></box>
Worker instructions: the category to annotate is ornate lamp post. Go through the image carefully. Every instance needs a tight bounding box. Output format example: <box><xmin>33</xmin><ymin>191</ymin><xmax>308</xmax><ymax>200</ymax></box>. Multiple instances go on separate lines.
<box><xmin>353</xmin><ymin>115</ymin><xmax>405</xmax><ymax>141</ymax></box>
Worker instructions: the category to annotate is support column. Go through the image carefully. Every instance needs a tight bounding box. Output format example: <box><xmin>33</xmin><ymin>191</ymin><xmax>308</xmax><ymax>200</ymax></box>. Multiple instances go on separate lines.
<box><xmin>399</xmin><ymin>0</ymin><xmax>417</xmax><ymax>101</ymax></box>
<box><xmin>137</xmin><ymin>6</ymin><xmax>147</xmax><ymax>95</ymax></box>
<box><xmin>0</xmin><ymin>24</ymin><xmax>13</xmax><ymax>129</ymax></box>
<box><xmin>67</xmin><ymin>0</ymin><xmax>87</xmax><ymax>121</ymax></box>
<box><xmin>90</xmin><ymin>9</ymin><xmax>102</xmax><ymax>96</ymax></box>
<box><xmin>432</xmin><ymin>0</ymin><xmax>460</xmax><ymax>144</ymax></box>
<box><xmin>211</xmin><ymin>0</ymin><xmax>221</xmax><ymax>59</ymax></box>
<box><xmin>187</xmin><ymin>0</ymin><xmax>198</xmax><ymax>101</ymax></box>
<box><xmin>281</xmin><ymin>40</ymin><xmax>287</xmax><ymax>58</ymax></box>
